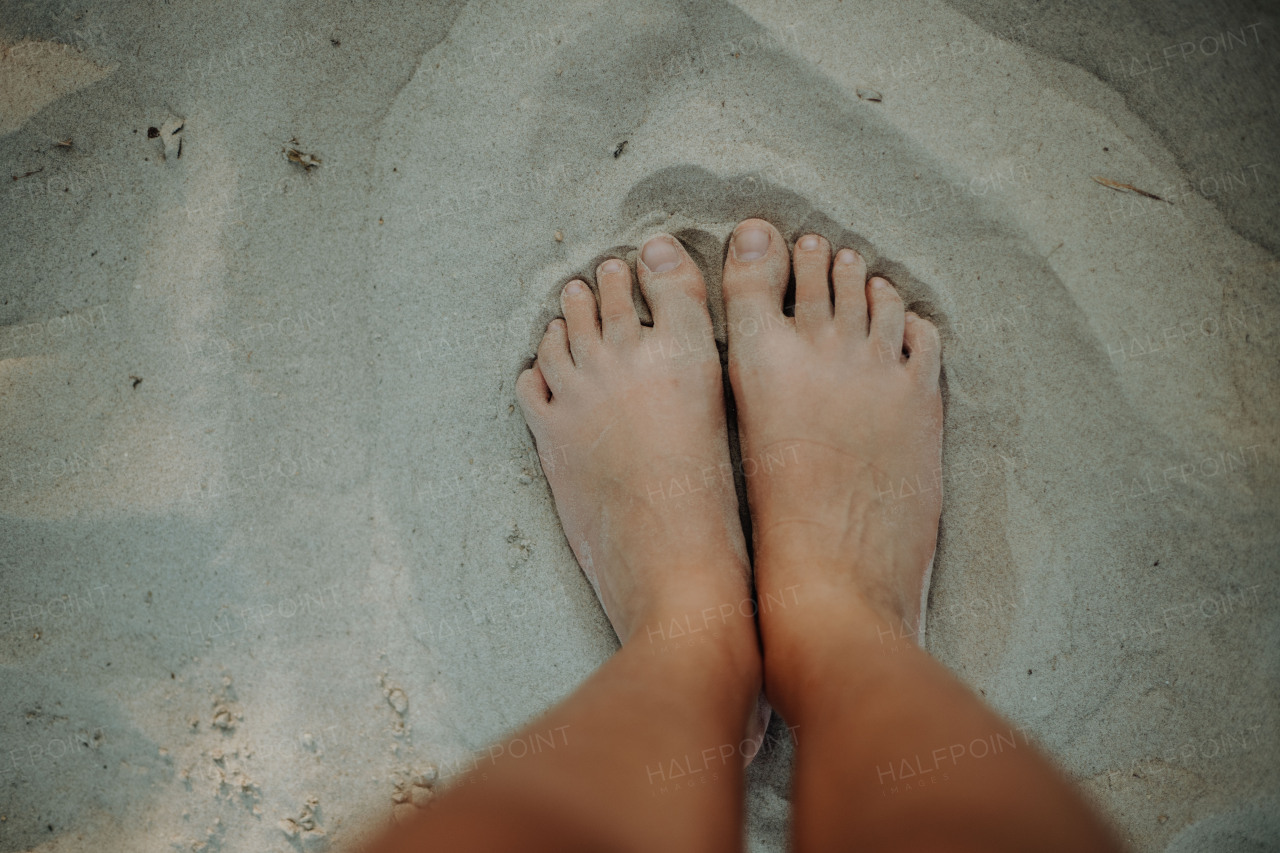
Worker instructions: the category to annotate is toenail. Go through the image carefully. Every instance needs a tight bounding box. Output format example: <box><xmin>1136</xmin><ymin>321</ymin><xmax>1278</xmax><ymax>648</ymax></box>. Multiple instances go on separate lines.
<box><xmin>733</xmin><ymin>225</ymin><xmax>770</xmax><ymax>261</ymax></box>
<box><xmin>640</xmin><ymin>236</ymin><xmax>682</xmax><ymax>273</ymax></box>
<box><xmin>600</xmin><ymin>259</ymin><xmax>624</xmax><ymax>274</ymax></box>
<box><xmin>799</xmin><ymin>235</ymin><xmax>820</xmax><ymax>250</ymax></box>
<box><xmin>872</xmin><ymin>278</ymin><xmax>889</xmax><ymax>288</ymax></box>
<box><xmin>905</xmin><ymin>313</ymin><xmax>917</xmax><ymax>323</ymax></box>
<box><xmin>837</xmin><ymin>249</ymin><xmax>858</xmax><ymax>264</ymax></box>
<box><xmin>565</xmin><ymin>281</ymin><xmax>586</xmax><ymax>296</ymax></box>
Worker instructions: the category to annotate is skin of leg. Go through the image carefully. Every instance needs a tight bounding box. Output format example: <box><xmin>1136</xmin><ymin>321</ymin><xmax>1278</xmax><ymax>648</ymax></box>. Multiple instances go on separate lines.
<box><xmin>365</xmin><ymin>236</ymin><xmax>761</xmax><ymax>853</ymax></box>
<box><xmin>721</xmin><ymin>220</ymin><xmax>1126</xmax><ymax>852</ymax></box>
<box><xmin>365</xmin><ymin>635</ymin><xmax>759</xmax><ymax>853</ymax></box>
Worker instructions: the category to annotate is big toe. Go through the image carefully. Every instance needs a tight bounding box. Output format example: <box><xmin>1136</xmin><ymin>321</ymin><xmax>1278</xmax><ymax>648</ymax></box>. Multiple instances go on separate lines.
<box><xmin>903</xmin><ymin>312</ymin><xmax>942</xmax><ymax>387</ymax></box>
<box><xmin>636</xmin><ymin>234</ymin><xmax>710</xmax><ymax>333</ymax></box>
<box><xmin>722</xmin><ymin>219</ymin><xmax>790</xmax><ymax>340</ymax></box>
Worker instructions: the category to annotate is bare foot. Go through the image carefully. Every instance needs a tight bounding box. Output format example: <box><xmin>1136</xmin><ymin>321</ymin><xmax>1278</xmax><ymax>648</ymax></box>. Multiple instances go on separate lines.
<box><xmin>516</xmin><ymin>235</ymin><xmax>755</xmax><ymax>653</ymax></box>
<box><xmin>721</xmin><ymin>219</ymin><xmax>943</xmax><ymax>648</ymax></box>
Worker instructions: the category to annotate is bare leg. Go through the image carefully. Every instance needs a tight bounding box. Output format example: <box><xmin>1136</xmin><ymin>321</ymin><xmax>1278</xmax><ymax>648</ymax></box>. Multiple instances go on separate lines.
<box><xmin>721</xmin><ymin>220</ymin><xmax>1125</xmax><ymax>852</ymax></box>
<box><xmin>367</xmin><ymin>636</ymin><xmax>758</xmax><ymax>853</ymax></box>
<box><xmin>367</xmin><ymin>235</ymin><xmax>759</xmax><ymax>853</ymax></box>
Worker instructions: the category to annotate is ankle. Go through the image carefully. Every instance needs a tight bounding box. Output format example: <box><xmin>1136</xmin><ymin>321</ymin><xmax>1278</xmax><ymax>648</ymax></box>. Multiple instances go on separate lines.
<box><xmin>762</xmin><ymin>572</ymin><xmax>914</xmax><ymax>635</ymax></box>
<box><xmin>624</xmin><ymin>568</ymin><xmax>755</xmax><ymax>645</ymax></box>
<box><xmin>629</xmin><ymin>600</ymin><xmax>762</xmax><ymax>686</ymax></box>
<box><xmin>760</xmin><ymin>590</ymin><xmax>922</xmax><ymax>715</ymax></box>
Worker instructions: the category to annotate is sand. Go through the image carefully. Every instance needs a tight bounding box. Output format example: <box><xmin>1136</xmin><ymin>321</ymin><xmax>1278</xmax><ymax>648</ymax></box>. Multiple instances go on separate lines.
<box><xmin>1</xmin><ymin>0</ymin><xmax>1277</xmax><ymax>850</ymax></box>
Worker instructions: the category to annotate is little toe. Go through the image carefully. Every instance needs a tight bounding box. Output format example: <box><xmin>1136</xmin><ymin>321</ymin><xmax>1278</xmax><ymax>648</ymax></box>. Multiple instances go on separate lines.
<box><xmin>596</xmin><ymin>258</ymin><xmax>641</xmax><ymax>343</ymax></box>
<box><xmin>792</xmin><ymin>233</ymin><xmax>833</xmax><ymax>331</ymax></box>
<box><xmin>722</xmin><ymin>218</ymin><xmax>791</xmax><ymax>341</ymax></box>
<box><xmin>535</xmin><ymin>319</ymin><xmax>574</xmax><ymax>394</ymax></box>
<box><xmin>516</xmin><ymin>363</ymin><xmax>552</xmax><ymax>421</ymax></box>
<box><xmin>636</xmin><ymin>234</ymin><xmax>711</xmax><ymax>332</ymax></box>
<box><xmin>903</xmin><ymin>312</ymin><xmax>942</xmax><ymax>386</ymax></box>
<box><xmin>867</xmin><ymin>276</ymin><xmax>906</xmax><ymax>361</ymax></box>
<box><xmin>561</xmin><ymin>279</ymin><xmax>601</xmax><ymax>361</ymax></box>
<box><xmin>832</xmin><ymin>248</ymin><xmax>869</xmax><ymax>333</ymax></box>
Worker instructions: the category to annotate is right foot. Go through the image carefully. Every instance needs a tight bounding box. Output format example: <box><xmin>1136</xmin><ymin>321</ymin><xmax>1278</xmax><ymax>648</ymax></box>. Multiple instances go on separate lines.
<box><xmin>721</xmin><ymin>220</ymin><xmax>944</xmax><ymax>649</ymax></box>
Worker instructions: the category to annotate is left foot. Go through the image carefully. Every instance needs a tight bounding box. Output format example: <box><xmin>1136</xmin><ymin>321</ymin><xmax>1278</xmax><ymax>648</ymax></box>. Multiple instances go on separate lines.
<box><xmin>516</xmin><ymin>235</ymin><xmax>755</xmax><ymax>652</ymax></box>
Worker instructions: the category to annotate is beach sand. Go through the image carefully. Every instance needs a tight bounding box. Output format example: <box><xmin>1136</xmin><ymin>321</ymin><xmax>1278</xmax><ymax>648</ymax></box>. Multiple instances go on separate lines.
<box><xmin>1</xmin><ymin>1</ymin><xmax>1277</xmax><ymax>850</ymax></box>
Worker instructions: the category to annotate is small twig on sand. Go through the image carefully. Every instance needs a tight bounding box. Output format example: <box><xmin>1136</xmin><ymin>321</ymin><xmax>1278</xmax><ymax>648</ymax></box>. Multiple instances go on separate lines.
<box><xmin>1092</xmin><ymin>175</ymin><xmax>1169</xmax><ymax>202</ymax></box>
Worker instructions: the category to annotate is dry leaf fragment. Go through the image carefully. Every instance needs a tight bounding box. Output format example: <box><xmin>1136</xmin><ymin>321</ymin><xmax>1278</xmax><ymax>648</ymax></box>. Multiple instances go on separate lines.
<box><xmin>283</xmin><ymin>138</ymin><xmax>321</xmax><ymax>170</ymax></box>
<box><xmin>1092</xmin><ymin>175</ymin><xmax>1168</xmax><ymax>202</ymax></box>
<box><xmin>158</xmin><ymin>117</ymin><xmax>185</xmax><ymax>160</ymax></box>
<box><xmin>856</xmin><ymin>87</ymin><xmax>883</xmax><ymax>102</ymax></box>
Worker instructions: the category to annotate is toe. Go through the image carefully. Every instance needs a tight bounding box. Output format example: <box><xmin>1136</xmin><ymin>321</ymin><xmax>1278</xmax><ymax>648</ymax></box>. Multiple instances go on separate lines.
<box><xmin>722</xmin><ymin>218</ymin><xmax>791</xmax><ymax>341</ymax></box>
<box><xmin>903</xmin><ymin>312</ymin><xmax>942</xmax><ymax>385</ymax></box>
<box><xmin>535</xmin><ymin>319</ymin><xmax>574</xmax><ymax>394</ymax></box>
<box><xmin>596</xmin><ymin>258</ymin><xmax>640</xmax><ymax>343</ymax></box>
<box><xmin>793</xmin><ymin>233</ymin><xmax>833</xmax><ymax>331</ymax></box>
<box><xmin>832</xmin><ymin>248</ymin><xmax>869</xmax><ymax>333</ymax></box>
<box><xmin>516</xmin><ymin>363</ymin><xmax>552</xmax><ymax>420</ymax></box>
<box><xmin>561</xmin><ymin>279</ymin><xmax>601</xmax><ymax>361</ymax></box>
<box><xmin>636</xmin><ymin>234</ymin><xmax>710</xmax><ymax>332</ymax></box>
<box><xmin>867</xmin><ymin>276</ymin><xmax>906</xmax><ymax>361</ymax></box>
